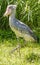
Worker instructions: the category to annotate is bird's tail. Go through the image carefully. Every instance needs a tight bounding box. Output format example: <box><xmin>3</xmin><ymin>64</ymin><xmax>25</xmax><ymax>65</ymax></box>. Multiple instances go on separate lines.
<box><xmin>31</xmin><ymin>33</ymin><xmax>39</xmax><ymax>42</ymax></box>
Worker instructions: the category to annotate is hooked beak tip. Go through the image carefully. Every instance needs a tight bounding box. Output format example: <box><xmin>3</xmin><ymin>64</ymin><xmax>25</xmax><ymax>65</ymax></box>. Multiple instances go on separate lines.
<box><xmin>3</xmin><ymin>12</ymin><xmax>8</xmax><ymax>17</ymax></box>
<box><xmin>3</xmin><ymin>14</ymin><xmax>5</xmax><ymax>17</ymax></box>
<box><xmin>3</xmin><ymin>13</ymin><xmax>6</xmax><ymax>17</ymax></box>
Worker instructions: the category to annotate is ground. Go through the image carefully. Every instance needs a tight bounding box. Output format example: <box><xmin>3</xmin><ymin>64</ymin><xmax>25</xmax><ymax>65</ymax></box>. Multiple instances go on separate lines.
<box><xmin>0</xmin><ymin>30</ymin><xmax>40</xmax><ymax>65</ymax></box>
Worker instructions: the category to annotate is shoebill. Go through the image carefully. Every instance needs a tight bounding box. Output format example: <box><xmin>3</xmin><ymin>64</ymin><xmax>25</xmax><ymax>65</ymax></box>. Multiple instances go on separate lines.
<box><xmin>4</xmin><ymin>5</ymin><xmax>38</xmax><ymax>53</ymax></box>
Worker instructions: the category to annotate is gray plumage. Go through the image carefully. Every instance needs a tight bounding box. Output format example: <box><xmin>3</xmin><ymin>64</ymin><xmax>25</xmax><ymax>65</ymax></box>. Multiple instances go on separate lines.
<box><xmin>9</xmin><ymin>16</ymin><xmax>37</xmax><ymax>42</ymax></box>
<box><xmin>4</xmin><ymin>5</ymin><xmax>38</xmax><ymax>42</ymax></box>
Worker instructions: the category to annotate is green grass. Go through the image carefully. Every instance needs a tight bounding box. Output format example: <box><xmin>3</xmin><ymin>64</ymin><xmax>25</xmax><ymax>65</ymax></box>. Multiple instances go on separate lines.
<box><xmin>0</xmin><ymin>30</ymin><xmax>40</xmax><ymax>65</ymax></box>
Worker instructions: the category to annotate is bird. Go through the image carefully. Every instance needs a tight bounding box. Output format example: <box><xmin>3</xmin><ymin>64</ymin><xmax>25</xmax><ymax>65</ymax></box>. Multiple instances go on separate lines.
<box><xmin>3</xmin><ymin>5</ymin><xmax>38</xmax><ymax>52</ymax></box>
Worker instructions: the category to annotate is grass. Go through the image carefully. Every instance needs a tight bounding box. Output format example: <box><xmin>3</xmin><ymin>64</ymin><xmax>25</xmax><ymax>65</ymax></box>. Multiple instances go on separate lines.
<box><xmin>0</xmin><ymin>29</ymin><xmax>40</xmax><ymax>65</ymax></box>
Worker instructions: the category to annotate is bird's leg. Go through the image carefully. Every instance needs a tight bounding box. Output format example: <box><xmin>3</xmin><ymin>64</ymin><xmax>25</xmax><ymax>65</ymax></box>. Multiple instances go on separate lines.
<box><xmin>16</xmin><ymin>37</ymin><xmax>21</xmax><ymax>55</ymax></box>
<box><xmin>10</xmin><ymin>45</ymin><xmax>20</xmax><ymax>53</ymax></box>
<box><xmin>10</xmin><ymin>37</ymin><xmax>21</xmax><ymax>55</ymax></box>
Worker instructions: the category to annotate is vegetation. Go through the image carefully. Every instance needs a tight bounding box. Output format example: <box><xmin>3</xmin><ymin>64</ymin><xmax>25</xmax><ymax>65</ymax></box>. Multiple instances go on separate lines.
<box><xmin>0</xmin><ymin>0</ymin><xmax>40</xmax><ymax>39</ymax></box>
<box><xmin>0</xmin><ymin>0</ymin><xmax>40</xmax><ymax>65</ymax></box>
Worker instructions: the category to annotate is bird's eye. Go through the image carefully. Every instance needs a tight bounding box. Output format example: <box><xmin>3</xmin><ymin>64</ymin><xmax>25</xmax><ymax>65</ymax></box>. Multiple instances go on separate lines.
<box><xmin>9</xmin><ymin>6</ymin><xmax>13</xmax><ymax>9</ymax></box>
<box><xmin>8</xmin><ymin>7</ymin><xmax>11</xmax><ymax>9</ymax></box>
<box><xmin>9</xmin><ymin>7</ymin><xmax>11</xmax><ymax>9</ymax></box>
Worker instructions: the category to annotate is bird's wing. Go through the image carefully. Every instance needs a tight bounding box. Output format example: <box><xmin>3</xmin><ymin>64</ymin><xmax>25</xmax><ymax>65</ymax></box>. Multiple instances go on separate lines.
<box><xmin>13</xmin><ymin>18</ymin><xmax>33</xmax><ymax>34</ymax></box>
<box><xmin>12</xmin><ymin>18</ymin><xmax>37</xmax><ymax>40</ymax></box>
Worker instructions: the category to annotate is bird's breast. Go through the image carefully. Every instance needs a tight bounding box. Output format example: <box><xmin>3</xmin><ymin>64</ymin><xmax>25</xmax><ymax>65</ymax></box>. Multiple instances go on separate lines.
<box><xmin>9</xmin><ymin>17</ymin><xmax>22</xmax><ymax>37</ymax></box>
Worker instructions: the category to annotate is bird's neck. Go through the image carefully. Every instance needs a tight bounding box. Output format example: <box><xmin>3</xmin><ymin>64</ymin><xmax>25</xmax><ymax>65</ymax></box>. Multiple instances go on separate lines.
<box><xmin>10</xmin><ymin>13</ymin><xmax>15</xmax><ymax>19</ymax></box>
<box><xmin>10</xmin><ymin>10</ymin><xmax>16</xmax><ymax>19</ymax></box>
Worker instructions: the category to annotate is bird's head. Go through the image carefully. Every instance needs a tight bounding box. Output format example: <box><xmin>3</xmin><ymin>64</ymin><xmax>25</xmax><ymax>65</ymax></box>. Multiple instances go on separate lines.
<box><xmin>3</xmin><ymin>5</ymin><xmax>17</xmax><ymax>17</ymax></box>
